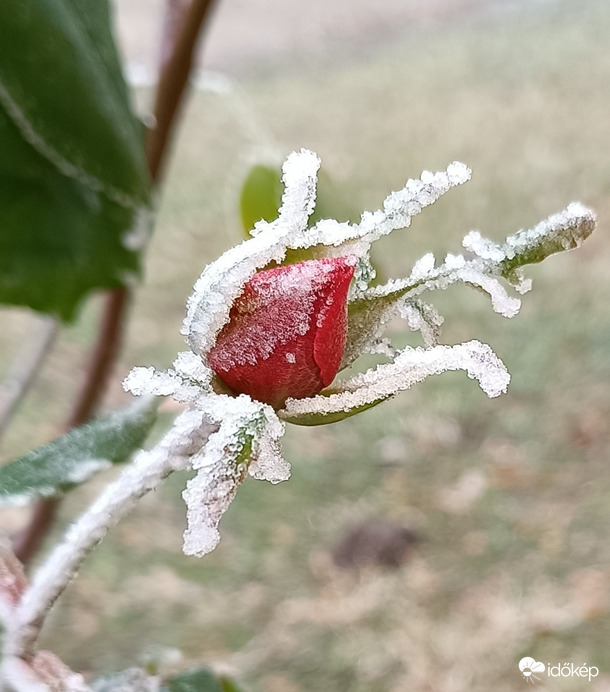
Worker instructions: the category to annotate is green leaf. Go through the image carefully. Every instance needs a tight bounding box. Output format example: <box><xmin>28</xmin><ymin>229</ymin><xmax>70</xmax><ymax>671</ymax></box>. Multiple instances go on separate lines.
<box><xmin>164</xmin><ymin>667</ymin><xmax>226</xmax><ymax>692</ymax></box>
<box><xmin>239</xmin><ymin>163</ymin><xmax>357</xmax><ymax>233</ymax></box>
<box><xmin>0</xmin><ymin>397</ymin><xmax>158</xmax><ymax>506</ymax></box>
<box><xmin>343</xmin><ymin>287</ymin><xmax>410</xmax><ymax>370</ymax></box>
<box><xmin>0</xmin><ymin>0</ymin><xmax>151</xmax><ymax>320</ymax></box>
<box><xmin>239</xmin><ymin>164</ymin><xmax>283</xmax><ymax>237</ymax></box>
<box><xmin>498</xmin><ymin>202</ymin><xmax>596</xmax><ymax>281</ymax></box>
<box><xmin>219</xmin><ymin>676</ymin><xmax>246</xmax><ymax>692</ymax></box>
<box><xmin>279</xmin><ymin>392</ymin><xmax>380</xmax><ymax>427</ymax></box>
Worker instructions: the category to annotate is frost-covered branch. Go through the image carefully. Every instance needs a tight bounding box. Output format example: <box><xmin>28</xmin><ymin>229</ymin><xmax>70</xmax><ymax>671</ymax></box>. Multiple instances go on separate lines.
<box><xmin>1</xmin><ymin>409</ymin><xmax>215</xmax><ymax>661</ymax></box>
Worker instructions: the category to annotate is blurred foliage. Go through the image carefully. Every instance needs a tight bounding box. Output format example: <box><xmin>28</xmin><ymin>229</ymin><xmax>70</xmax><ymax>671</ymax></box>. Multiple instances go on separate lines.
<box><xmin>0</xmin><ymin>0</ymin><xmax>150</xmax><ymax>320</ymax></box>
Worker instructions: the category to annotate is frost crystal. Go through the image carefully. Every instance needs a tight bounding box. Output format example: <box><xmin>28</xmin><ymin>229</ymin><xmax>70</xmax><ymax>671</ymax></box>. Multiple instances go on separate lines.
<box><xmin>182</xmin><ymin>396</ymin><xmax>286</xmax><ymax>557</ymax></box>
<box><xmin>283</xmin><ymin>340</ymin><xmax>510</xmax><ymax>421</ymax></box>
<box><xmin>121</xmin><ymin>149</ymin><xmax>595</xmax><ymax>556</ymax></box>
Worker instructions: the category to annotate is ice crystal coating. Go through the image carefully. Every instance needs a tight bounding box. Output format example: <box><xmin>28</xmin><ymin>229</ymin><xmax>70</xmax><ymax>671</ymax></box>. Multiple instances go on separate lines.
<box><xmin>182</xmin><ymin>395</ymin><xmax>286</xmax><ymax>557</ymax></box>
<box><xmin>282</xmin><ymin>340</ymin><xmax>510</xmax><ymax>421</ymax></box>
<box><xmin>122</xmin><ymin>149</ymin><xmax>595</xmax><ymax>556</ymax></box>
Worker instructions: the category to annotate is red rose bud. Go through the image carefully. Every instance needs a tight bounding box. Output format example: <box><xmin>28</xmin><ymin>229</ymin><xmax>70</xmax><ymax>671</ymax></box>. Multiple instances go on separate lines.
<box><xmin>208</xmin><ymin>256</ymin><xmax>356</xmax><ymax>408</ymax></box>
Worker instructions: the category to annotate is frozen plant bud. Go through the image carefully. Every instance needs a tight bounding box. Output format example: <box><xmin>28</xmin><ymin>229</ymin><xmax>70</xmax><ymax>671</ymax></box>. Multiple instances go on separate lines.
<box><xmin>208</xmin><ymin>257</ymin><xmax>356</xmax><ymax>408</ymax></box>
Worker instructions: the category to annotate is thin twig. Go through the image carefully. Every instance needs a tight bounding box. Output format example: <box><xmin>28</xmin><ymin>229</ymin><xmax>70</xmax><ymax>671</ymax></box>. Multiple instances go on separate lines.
<box><xmin>147</xmin><ymin>0</ymin><xmax>218</xmax><ymax>183</ymax></box>
<box><xmin>0</xmin><ymin>316</ymin><xmax>59</xmax><ymax>442</ymax></box>
<box><xmin>13</xmin><ymin>0</ymin><xmax>216</xmax><ymax>566</ymax></box>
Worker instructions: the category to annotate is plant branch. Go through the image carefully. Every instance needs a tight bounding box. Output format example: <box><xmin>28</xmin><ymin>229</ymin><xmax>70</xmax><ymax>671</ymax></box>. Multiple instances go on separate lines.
<box><xmin>147</xmin><ymin>0</ymin><xmax>218</xmax><ymax>183</ymax></box>
<box><xmin>13</xmin><ymin>289</ymin><xmax>129</xmax><ymax>565</ymax></box>
<box><xmin>0</xmin><ymin>316</ymin><xmax>59</xmax><ymax>442</ymax></box>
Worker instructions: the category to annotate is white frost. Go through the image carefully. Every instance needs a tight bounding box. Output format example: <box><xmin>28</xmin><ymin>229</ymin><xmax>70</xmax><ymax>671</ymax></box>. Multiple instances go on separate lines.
<box><xmin>182</xmin><ymin>395</ymin><xmax>288</xmax><ymax>557</ymax></box>
<box><xmin>283</xmin><ymin>341</ymin><xmax>510</xmax><ymax>420</ymax></box>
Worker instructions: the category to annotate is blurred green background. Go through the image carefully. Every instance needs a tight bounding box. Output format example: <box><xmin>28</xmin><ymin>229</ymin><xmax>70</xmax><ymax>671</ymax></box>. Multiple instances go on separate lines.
<box><xmin>1</xmin><ymin>0</ymin><xmax>609</xmax><ymax>689</ymax></box>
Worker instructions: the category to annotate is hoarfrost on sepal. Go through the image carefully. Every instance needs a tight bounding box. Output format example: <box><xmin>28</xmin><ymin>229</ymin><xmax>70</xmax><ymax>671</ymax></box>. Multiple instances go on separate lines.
<box><xmin>123</xmin><ymin>367</ymin><xmax>183</xmax><ymax>397</ymax></box>
<box><xmin>400</xmin><ymin>300</ymin><xmax>444</xmax><ymax>348</ymax></box>
<box><xmin>283</xmin><ymin>340</ymin><xmax>510</xmax><ymax>420</ymax></box>
<box><xmin>182</xmin><ymin>396</ymin><xmax>288</xmax><ymax>557</ymax></box>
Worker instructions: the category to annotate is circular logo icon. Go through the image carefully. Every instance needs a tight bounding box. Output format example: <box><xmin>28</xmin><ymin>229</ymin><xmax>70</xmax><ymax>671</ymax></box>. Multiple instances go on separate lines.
<box><xmin>519</xmin><ymin>657</ymin><xmax>545</xmax><ymax>683</ymax></box>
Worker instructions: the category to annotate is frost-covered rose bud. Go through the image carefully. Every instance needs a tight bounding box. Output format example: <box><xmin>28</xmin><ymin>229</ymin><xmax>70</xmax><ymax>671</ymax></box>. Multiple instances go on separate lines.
<box><xmin>208</xmin><ymin>256</ymin><xmax>356</xmax><ymax>408</ymax></box>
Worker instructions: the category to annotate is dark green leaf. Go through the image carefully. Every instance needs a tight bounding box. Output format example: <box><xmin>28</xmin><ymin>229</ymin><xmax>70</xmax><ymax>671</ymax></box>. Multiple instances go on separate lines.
<box><xmin>279</xmin><ymin>389</ymin><xmax>382</xmax><ymax>426</ymax></box>
<box><xmin>0</xmin><ymin>397</ymin><xmax>158</xmax><ymax>506</ymax></box>
<box><xmin>219</xmin><ymin>676</ymin><xmax>246</xmax><ymax>692</ymax></box>
<box><xmin>165</xmin><ymin>667</ymin><xmax>225</xmax><ymax>692</ymax></box>
<box><xmin>0</xmin><ymin>1</ymin><xmax>151</xmax><ymax>320</ymax></box>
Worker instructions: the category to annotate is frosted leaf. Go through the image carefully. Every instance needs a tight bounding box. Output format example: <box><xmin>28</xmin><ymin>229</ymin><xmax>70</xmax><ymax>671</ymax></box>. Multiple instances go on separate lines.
<box><xmin>306</xmin><ymin>162</ymin><xmax>471</xmax><ymax>253</ymax></box>
<box><xmin>410</xmin><ymin>253</ymin><xmax>436</xmax><ymax>281</ymax></box>
<box><xmin>283</xmin><ymin>340</ymin><xmax>510</xmax><ymax>421</ymax></box>
<box><xmin>123</xmin><ymin>367</ymin><xmax>180</xmax><ymax>397</ymax></box>
<box><xmin>248</xmin><ymin>428</ymin><xmax>291</xmax><ymax>483</ymax></box>
<box><xmin>462</xmin><ymin>230</ymin><xmax>506</xmax><ymax>262</ymax></box>
<box><xmin>122</xmin><ymin>365</ymin><xmax>201</xmax><ymax>404</ymax></box>
<box><xmin>182</xmin><ymin>450</ymin><xmax>246</xmax><ymax>556</ymax></box>
<box><xmin>452</xmin><ymin>267</ymin><xmax>521</xmax><ymax>318</ymax></box>
<box><xmin>182</xmin><ymin>396</ymin><xmax>288</xmax><ymax>557</ymax></box>
<box><xmin>400</xmin><ymin>300</ymin><xmax>444</xmax><ymax>347</ymax></box>
<box><xmin>499</xmin><ymin>202</ymin><xmax>596</xmax><ymax>277</ymax></box>
<box><xmin>365</xmin><ymin>337</ymin><xmax>398</xmax><ymax>359</ymax></box>
<box><xmin>172</xmin><ymin>350</ymin><xmax>211</xmax><ymax>383</ymax></box>
<box><xmin>276</xmin><ymin>148</ymin><xmax>320</xmax><ymax>232</ymax></box>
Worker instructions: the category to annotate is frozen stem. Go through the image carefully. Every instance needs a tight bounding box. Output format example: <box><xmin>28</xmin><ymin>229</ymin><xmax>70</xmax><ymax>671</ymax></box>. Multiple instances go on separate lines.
<box><xmin>1</xmin><ymin>409</ymin><xmax>215</xmax><ymax>662</ymax></box>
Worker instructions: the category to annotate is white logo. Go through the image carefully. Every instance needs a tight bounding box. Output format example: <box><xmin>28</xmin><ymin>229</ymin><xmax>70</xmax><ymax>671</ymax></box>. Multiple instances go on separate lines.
<box><xmin>519</xmin><ymin>657</ymin><xmax>545</xmax><ymax>684</ymax></box>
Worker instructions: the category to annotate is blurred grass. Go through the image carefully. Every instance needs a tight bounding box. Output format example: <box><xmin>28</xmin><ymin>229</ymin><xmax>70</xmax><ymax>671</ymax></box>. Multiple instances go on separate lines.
<box><xmin>2</xmin><ymin>0</ymin><xmax>610</xmax><ymax>689</ymax></box>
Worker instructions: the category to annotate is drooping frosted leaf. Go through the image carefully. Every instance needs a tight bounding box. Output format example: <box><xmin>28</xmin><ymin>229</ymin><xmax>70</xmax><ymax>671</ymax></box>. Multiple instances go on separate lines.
<box><xmin>280</xmin><ymin>341</ymin><xmax>509</xmax><ymax>426</ymax></box>
<box><xmin>182</xmin><ymin>397</ymin><xmax>287</xmax><ymax>557</ymax></box>
<box><xmin>0</xmin><ymin>397</ymin><xmax>157</xmax><ymax>506</ymax></box>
